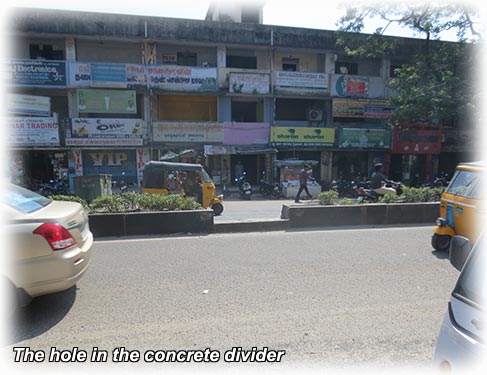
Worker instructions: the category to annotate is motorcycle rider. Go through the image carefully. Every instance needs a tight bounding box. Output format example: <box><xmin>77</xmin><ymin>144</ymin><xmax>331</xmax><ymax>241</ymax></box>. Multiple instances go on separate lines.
<box><xmin>370</xmin><ymin>163</ymin><xmax>397</xmax><ymax>195</ymax></box>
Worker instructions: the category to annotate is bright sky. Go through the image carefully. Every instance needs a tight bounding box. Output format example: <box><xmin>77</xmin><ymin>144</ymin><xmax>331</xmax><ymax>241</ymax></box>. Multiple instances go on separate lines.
<box><xmin>5</xmin><ymin>0</ymin><xmax>474</xmax><ymax>41</ymax></box>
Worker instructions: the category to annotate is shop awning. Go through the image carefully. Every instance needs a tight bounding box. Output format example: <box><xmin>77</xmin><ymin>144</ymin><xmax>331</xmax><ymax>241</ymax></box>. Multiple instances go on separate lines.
<box><xmin>235</xmin><ymin>146</ymin><xmax>278</xmax><ymax>155</ymax></box>
<box><xmin>204</xmin><ymin>145</ymin><xmax>277</xmax><ymax>155</ymax></box>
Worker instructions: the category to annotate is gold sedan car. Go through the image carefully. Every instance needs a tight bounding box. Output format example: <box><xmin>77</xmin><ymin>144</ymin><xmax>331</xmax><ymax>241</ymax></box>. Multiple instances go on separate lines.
<box><xmin>3</xmin><ymin>184</ymin><xmax>93</xmax><ymax>308</ymax></box>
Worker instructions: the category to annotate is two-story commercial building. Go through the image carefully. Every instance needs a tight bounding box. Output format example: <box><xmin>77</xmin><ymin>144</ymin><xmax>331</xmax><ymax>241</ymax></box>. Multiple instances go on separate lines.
<box><xmin>5</xmin><ymin>5</ymin><xmax>478</xmax><ymax>191</ymax></box>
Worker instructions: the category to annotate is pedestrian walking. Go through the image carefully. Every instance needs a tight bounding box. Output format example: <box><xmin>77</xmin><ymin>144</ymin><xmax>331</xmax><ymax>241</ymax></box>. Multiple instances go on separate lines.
<box><xmin>294</xmin><ymin>164</ymin><xmax>313</xmax><ymax>203</ymax></box>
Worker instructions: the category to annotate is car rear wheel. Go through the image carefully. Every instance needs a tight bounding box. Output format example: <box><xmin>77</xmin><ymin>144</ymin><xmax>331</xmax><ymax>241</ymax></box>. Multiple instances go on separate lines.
<box><xmin>432</xmin><ymin>233</ymin><xmax>451</xmax><ymax>251</ymax></box>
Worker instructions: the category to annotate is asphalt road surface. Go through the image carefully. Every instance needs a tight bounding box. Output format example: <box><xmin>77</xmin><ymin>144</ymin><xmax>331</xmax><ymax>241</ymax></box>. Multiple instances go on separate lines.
<box><xmin>6</xmin><ymin>226</ymin><xmax>458</xmax><ymax>372</ymax></box>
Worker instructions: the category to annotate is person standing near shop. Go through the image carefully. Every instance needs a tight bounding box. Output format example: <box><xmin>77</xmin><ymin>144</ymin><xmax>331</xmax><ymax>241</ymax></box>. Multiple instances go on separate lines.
<box><xmin>295</xmin><ymin>164</ymin><xmax>313</xmax><ymax>203</ymax></box>
<box><xmin>234</xmin><ymin>160</ymin><xmax>244</xmax><ymax>181</ymax></box>
<box><xmin>221</xmin><ymin>159</ymin><xmax>230</xmax><ymax>190</ymax></box>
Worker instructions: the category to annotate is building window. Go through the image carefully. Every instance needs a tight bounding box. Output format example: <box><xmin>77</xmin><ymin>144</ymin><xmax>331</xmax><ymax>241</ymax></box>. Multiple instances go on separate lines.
<box><xmin>177</xmin><ymin>52</ymin><xmax>197</xmax><ymax>67</ymax></box>
<box><xmin>231</xmin><ymin>99</ymin><xmax>263</xmax><ymax>122</ymax></box>
<box><xmin>29</xmin><ymin>44</ymin><xmax>64</xmax><ymax>60</ymax></box>
<box><xmin>158</xmin><ymin>95</ymin><xmax>217</xmax><ymax>121</ymax></box>
<box><xmin>275</xmin><ymin>98</ymin><xmax>324</xmax><ymax>123</ymax></box>
<box><xmin>226</xmin><ymin>55</ymin><xmax>257</xmax><ymax>69</ymax></box>
<box><xmin>282</xmin><ymin>57</ymin><xmax>299</xmax><ymax>71</ymax></box>
<box><xmin>335</xmin><ymin>62</ymin><xmax>358</xmax><ymax>75</ymax></box>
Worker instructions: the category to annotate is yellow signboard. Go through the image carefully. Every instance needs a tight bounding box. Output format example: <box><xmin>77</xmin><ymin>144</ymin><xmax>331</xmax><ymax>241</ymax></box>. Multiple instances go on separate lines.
<box><xmin>270</xmin><ymin>127</ymin><xmax>335</xmax><ymax>146</ymax></box>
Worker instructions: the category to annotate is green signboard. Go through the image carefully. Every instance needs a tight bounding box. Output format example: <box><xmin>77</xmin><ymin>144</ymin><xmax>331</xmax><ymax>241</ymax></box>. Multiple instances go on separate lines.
<box><xmin>338</xmin><ymin>128</ymin><xmax>391</xmax><ymax>149</ymax></box>
<box><xmin>77</xmin><ymin>89</ymin><xmax>136</xmax><ymax>114</ymax></box>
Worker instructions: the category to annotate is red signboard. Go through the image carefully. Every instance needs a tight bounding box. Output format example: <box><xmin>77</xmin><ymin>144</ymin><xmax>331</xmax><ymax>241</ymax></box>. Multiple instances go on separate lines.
<box><xmin>392</xmin><ymin>124</ymin><xmax>442</xmax><ymax>154</ymax></box>
<box><xmin>346</xmin><ymin>81</ymin><xmax>366</xmax><ymax>95</ymax></box>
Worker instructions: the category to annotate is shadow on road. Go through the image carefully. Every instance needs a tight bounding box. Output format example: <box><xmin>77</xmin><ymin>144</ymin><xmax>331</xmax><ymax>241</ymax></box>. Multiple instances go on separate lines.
<box><xmin>431</xmin><ymin>249</ymin><xmax>449</xmax><ymax>260</ymax></box>
<box><xmin>7</xmin><ymin>286</ymin><xmax>77</xmax><ymax>345</ymax></box>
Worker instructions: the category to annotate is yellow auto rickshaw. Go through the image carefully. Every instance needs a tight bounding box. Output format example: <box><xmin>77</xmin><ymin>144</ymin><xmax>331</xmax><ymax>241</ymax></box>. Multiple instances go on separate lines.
<box><xmin>141</xmin><ymin>161</ymin><xmax>224</xmax><ymax>215</ymax></box>
<box><xmin>432</xmin><ymin>161</ymin><xmax>485</xmax><ymax>251</ymax></box>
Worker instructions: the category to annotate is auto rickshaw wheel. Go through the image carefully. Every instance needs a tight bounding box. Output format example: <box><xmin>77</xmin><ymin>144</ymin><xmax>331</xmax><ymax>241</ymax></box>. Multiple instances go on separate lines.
<box><xmin>431</xmin><ymin>233</ymin><xmax>451</xmax><ymax>252</ymax></box>
<box><xmin>212</xmin><ymin>202</ymin><xmax>224</xmax><ymax>216</ymax></box>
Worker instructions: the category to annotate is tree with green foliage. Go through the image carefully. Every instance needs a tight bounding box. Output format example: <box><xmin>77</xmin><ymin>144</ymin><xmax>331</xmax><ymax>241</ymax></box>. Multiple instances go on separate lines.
<box><xmin>335</xmin><ymin>1</ymin><xmax>482</xmax><ymax>126</ymax></box>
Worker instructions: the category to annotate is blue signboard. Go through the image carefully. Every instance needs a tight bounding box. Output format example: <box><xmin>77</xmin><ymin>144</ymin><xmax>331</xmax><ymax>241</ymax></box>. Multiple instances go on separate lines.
<box><xmin>5</xmin><ymin>59</ymin><xmax>66</xmax><ymax>87</ymax></box>
<box><xmin>91</xmin><ymin>63</ymin><xmax>127</xmax><ymax>88</ymax></box>
<box><xmin>82</xmin><ymin>150</ymin><xmax>137</xmax><ymax>183</ymax></box>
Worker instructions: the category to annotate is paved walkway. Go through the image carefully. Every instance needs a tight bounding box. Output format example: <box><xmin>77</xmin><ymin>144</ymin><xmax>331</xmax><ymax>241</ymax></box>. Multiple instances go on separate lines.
<box><xmin>214</xmin><ymin>186</ymin><xmax>320</xmax><ymax>223</ymax></box>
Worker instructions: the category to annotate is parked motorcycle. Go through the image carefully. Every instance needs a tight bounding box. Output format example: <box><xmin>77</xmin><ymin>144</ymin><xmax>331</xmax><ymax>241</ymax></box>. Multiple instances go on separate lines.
<box><xmin>432</xmin><ymin>172</ymin><xmax>449</xmax><ymax>188</ymax></box>
<box><xmin>112</xmin><ymin>171</ymin><xmax>128</xmax><ymax>193</ymax></box>
<box><xmin>39</xmin><ymin>174</ymin><xmax>70</xmax><ymax>196</ymax></box>
<box><xmin>357</xmin><ymin>181</ymin><xmax>403</xmax><ymax>203</ymax></box>
<box><xmin>331</xmin><ymin>174</ymin><xmax>358</xmax><ymax>198</ymax></box>
<box><xmin>259</xmin><ymin>172</ymin><xmax>282</xmax><ymax>199</ymax></box>
<box><xmin>236</xmin><ymin>172</ymin><xmax>252</xmax><ymax>200</ymax></box>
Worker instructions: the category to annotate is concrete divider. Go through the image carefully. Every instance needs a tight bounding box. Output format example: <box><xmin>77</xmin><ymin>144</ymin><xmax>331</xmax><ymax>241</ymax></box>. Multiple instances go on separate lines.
<box><xmin>282</xmin><ymin>202</ymin><xmax>439</xmax><ymax>228</ymax></box>
<box><xmin>88</xmin><ymin>203</ymin><xmax>439</xmax><ymax>238</ymax></box>
<box><xmin>88</xmin><ymin>209</ymin><xmax>214</xmax><ymax>237</ymax></box>
<box><xmin>213</xmin><ymin>219</ymin><xmax>288</xmax><ymax>233</ymax></box>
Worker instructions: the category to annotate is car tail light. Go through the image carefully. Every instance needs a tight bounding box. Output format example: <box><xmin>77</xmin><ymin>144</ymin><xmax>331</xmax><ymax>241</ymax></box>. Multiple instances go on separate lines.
<box><xmin>33</xmin><ymin>223</ymin><xmax>77</xmax><ymax>250</ymax></box>
<box><xmin>439</xmin><ymin>360</ymin><xmax>451</xmax><ymax>373</ymax></box>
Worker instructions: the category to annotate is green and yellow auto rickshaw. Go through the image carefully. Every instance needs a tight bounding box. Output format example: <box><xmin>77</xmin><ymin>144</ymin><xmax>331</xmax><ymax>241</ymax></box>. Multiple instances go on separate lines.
<box><xmin>141</xmin><ymin>161</ymin><xmax>224</xmax><ymax>215</ymax></box>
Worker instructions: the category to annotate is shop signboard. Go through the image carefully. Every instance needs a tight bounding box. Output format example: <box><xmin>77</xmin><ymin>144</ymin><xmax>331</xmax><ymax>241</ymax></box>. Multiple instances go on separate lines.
<box><xmin>331</xmin><ymin>75</ymin><xmax>386</xmax><ymax>98</ymax></box>
<box><xmin>153</xmin><ymin>122</ymin><xmax>223</xmax><ymax>143</ymax></box>
<box><xmin>204</xmin><ymin>145</ymin><xmax>237</xmax><ymax>155</ymax></box>
<box><xmin>126</xmin><ymin>64</ymin><xmax>148</xmax><ymax>88</ymax></box>
<box><xmin>392</xmin><ymin>124</ymin><xmax>443</xmax><ymax>154</ymax></box>
<box><xmin>6</xmin><ymin>117</ymin><xmax>59</xmax><ymax>146</ymax></box>
<box><xmin>68</xmin><ymin>63</ymin><xmax>147</xmax><ymax>88</ymax></box>
<box><xmin>270</xmin><ymin>127</ymin><xmax>335</xmax><ymax>147</ymax></box>
<box><xmin>148</xmin><ymin>65</ymin><xmax>217</xmax><ymax>92</ymax></box>
<box><xmin>7</xmin><ymin>94</ymin><xmax>51</xmax><ymax>116</ymax></box>
<box><xmin>82</xmin><ymin>150</ymin><xmax>138</xmax><ymax>183</ymax></box>
<box><xmin>275</xmin><ymin>71</ymin><xmax>328</xmax><ymax>89</ymax></box>
<box><xmin>223</xmin><ymin>122</ymin><xmax>270</xmax><ymax>145</ymax></box>
<box><xmin>4</xmin><ymin>59</ymin><xmax>66</xmax><ymax>87</ymax></box>
<box><xmin>71</xmin><ymin>149</ymin><xmax>83</xmax><ymax>176</ymax></box>
<box><xmin>333</xmin><ymin>75</ymin><xmax>369</xmax><ymax>97</ymax></box>
<box><xmin>136</xmin><ymin>148</ymin><xmax>151</xmax><ymax>185</ymax></box>
<box><xmin>91</xmin><ymin>63</ymin><xmax>127</xmax><ymax>88</ymax></box>
<box><xmin>229</xmin><ymin>72</ymin><xmax>270</xmax><ymax>95</ymax></box>
<box><xmin>333</xmin><ymin>98</ymin><xmax>394</xmax><ymax>118</ymax></box>
<box><xmin>65</xmin><ymin>118</ymin><xmax>146</xmax><ymax>146</ymax></box>
<box><xmin>338</xmin><ymin>128</ymin><xmax>391</xmax><ymax>149</ymax></box>
<box><xmin>364</xmin><ymin>102</ymin><xmax>394</xmax><ymax>118</ymax></box>
<box><xmin>67</xmin><ymin>62</ymin><xmax>92</xmax><ymax>87</ymax></box>
<box><xmin>77</xmin><ymin>89</ymin><xmax>137</xmax><ymax>114</ymax></box>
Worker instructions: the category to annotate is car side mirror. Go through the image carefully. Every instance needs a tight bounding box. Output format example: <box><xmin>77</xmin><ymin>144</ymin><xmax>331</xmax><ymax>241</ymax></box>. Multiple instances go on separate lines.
<box><xmin>449</xmin><ymin>236</ymin><xmax>472</xmax><ymax>271</ymax></box>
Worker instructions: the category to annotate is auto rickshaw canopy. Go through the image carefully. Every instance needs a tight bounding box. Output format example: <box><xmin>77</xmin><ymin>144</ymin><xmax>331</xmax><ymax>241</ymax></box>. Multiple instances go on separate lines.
<box><xmin>142</xmin><ymin>161</ymin><xmax>211</xmax><ymax>189</ymax></box>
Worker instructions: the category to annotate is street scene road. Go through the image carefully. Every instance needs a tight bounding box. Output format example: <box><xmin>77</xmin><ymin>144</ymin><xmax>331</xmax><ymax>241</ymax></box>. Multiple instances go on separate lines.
<box><xmin>7</xmin><ymin>226</ymin><xmax>458</xmax><ymax>372</ymax></box>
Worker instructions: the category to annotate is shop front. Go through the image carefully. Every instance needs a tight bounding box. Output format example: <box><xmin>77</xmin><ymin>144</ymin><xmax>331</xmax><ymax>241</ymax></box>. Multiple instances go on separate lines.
<box><xmin>391</xmin><ymin>124</ymin><xmax>443</xmax><ymax>185</ymax></box>
<box><xmin>208</xmin><ymin>121</ymin><xmax>272</xmax><ymax>185</ymax></box>
<box><xmin>333</xmin><ymin>127</ymin><xmax>392</xmax><ymax>179</ymax></box>
<box><xmin>6</xmin><ymin>116</ymin><xmax>66</xmax><ymax>189</ymax></box>
<box><xmin>270</xmin><ymin>126</ymin><xmax>335</xmax><ymax>185</ymax></box>
<box><xmin>69</xmin><ymin>148</ymin><xmax>151</xmax><ymax>191</ymax></box>
<box><xmin>64</xmin><ymin>116</ymin><xmax>150</xmax><ymax>190</ymax></box>
<box><xmin>152</xmin><ymin>120</ymin><xmax>223</xmax><ymax>174</ymax></box>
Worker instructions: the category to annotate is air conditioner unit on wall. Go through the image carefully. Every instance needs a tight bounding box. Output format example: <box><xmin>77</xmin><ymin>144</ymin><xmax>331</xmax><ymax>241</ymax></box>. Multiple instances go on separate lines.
<box><xmin>307</xmin><ymin>109</ymin><xmax>323</xmax><ymax>121</ymax></box>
